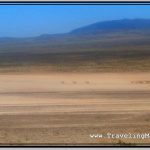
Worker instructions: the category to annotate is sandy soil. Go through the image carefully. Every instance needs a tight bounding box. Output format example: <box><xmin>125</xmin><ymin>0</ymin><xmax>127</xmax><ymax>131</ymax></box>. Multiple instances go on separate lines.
<box><xmin>0</xmin><ymin>72</ymin><xmax>150</xmax><ymax>145</ymax></box>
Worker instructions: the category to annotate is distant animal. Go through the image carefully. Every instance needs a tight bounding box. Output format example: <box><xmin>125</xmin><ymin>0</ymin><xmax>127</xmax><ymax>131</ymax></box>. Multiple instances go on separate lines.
<box><xmin>85</xmin><ymin>81</ymin><xmax>90</xmax><ymax>84</ymax></box>
<box><xmin>61</xmin><ymin>81</ymin><xmax>65</xmax><ymax>84</ymax></box>
<box><xmin>73</xmin><ymin>81</ymin><xmax>77</xmax><ymax>84</ymax></box>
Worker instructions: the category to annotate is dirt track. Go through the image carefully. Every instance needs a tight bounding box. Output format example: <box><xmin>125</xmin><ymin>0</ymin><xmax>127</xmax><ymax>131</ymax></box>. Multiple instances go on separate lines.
<box><xmin>0</xmin><ymin>73</ymin><xmax>150</xmax><ymax>145</ymax></box>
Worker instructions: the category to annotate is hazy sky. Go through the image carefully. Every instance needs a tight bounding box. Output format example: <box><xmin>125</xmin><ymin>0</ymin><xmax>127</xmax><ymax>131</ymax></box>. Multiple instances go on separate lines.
<box><xmin>0</xmin><ymin>5</ymin><xmax>150</xmax><ymax>37</ymax></box>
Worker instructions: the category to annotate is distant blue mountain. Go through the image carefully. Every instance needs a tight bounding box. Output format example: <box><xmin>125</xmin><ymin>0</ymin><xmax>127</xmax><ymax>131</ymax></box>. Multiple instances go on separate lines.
<box><xmin>0</xmin><ymin>19</ymin><xmax>150</xmax><ymax>72</ymax></box>
<box><xmin>0</xmin><ymin>19</ymin><xmax>150</xmax><ymax>54</ymax></box>
<box><xmin>71</xmin><ymin>19</ymin><xmax>150</xmax><ymax>34</ymax></box>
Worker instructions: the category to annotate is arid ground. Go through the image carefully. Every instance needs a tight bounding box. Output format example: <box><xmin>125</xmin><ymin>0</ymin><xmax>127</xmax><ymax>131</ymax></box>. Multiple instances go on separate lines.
<box><xmin>0</xmin><ymin>72</ymin><xmax>150</xmax><ymax>145</ymax></box>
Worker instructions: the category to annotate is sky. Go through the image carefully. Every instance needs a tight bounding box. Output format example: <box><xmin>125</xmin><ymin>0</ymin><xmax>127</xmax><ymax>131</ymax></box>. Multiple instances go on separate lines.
<box><xmin>0</xmin><ymin>4</ymin><xmax>150</xmax><ymax>37</ymax></box>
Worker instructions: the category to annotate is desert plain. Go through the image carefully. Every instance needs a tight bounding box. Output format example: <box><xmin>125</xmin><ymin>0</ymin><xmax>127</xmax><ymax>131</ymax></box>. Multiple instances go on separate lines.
<box><xmin>0</xmin><ymin>72</ymin><xmax>150</xmax><ymax>145</ymax></box>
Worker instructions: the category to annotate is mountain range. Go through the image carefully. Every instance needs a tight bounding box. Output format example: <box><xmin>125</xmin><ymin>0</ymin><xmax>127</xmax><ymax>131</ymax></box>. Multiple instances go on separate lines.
<box><xmin>0</xmin><ymin>18</ymin><xmax>150</xmax><ymax>72</ymax></box>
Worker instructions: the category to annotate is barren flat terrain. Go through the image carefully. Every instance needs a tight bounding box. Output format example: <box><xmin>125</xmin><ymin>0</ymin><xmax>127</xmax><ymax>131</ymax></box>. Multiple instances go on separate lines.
<box><xmin>0</xmin><ymin>72</ymin><xmax>150</xmax><ymax>145</ymax></box>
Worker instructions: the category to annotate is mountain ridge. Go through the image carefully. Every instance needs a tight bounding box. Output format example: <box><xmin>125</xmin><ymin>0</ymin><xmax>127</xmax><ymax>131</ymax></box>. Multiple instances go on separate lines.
<box><xmin>0</xmin><ymin>18</ymin><xmax>150</xmax><ymax>72</ymax></box>
<box><xmin>0</xmin><ymin>18</ymin><xmax>150</xmax><ymax>54</ymax></box>
<box><xmin>1</xmin><ymin>18</ymin><xmax>150</xmax><ymax>40</ymax></box>
<box><xmin>70</xmin><ymin>18</ymin><xmax>150</xmax><ymax>35</ymax></box>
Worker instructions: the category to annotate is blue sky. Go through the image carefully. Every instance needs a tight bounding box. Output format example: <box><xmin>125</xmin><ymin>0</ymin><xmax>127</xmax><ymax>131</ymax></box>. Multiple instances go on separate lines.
<box><xmin>0</xmin><ymin>5</ymin><xmax>150</xmax><ymax>37</ymax></box>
